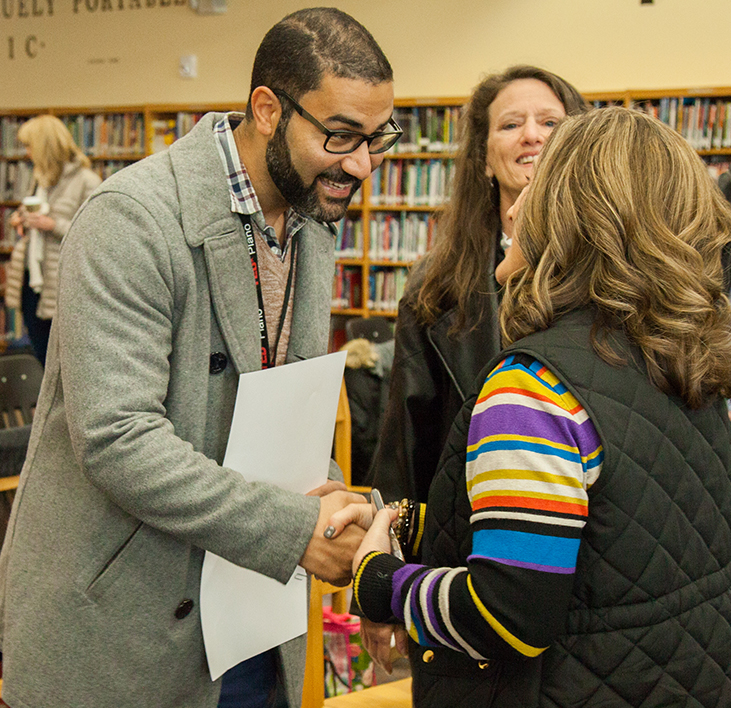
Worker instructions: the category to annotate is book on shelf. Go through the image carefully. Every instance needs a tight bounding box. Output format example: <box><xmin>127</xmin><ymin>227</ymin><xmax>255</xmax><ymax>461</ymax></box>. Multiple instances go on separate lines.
<box><xmin>151</xmin><ymin>119</ymin><xmax>178</xmax><ymax>154</ymax></box>
<box><xmin>367</xmin><ymin>267</ymin><xmax>408</xmax><ymax>312</ymax></box>
<box><xmin>331</xmin><ymin>264</ymin><xmax>362</xmax><ymax>310</ymax></box>
<box><xmin>631</xmin><ymin>97</ymin><xmax>731</xmax><ymax>150</ymax></box>
<box><xmin>0</xmin><ymin>207</ymin><xmax>19</xmax><ymax>249</ymax></box>
<box><xmin>368</xmin><ymin>212</ymin><xmax>437</xmax><ymax>262</ymax></box>
<box><xmin>0</xmin><ymin>160</ymin><xmax>33</xmax><ymax>202</ymax></box>
<box><xmin>370</xmin><ymin>159</ymin><xmax>455</xmax><ymax>207</ymax></box>
<box><xmin>0</xmin><ymin>116</ymin><xmax>29</xmax><ymax>158</ymax></box>
<box><xmin>334</xmin><ymin>216</ymin><xmax>364</xmax><ymax>259</ymax></box>
<box><xmin>60</xmin><ymin>113</ymin><xmax>145</xmax><ymax>157</ymax></box>
<box><xmin>391</xmin><ymin>105</ymin><xmax>460</xmax><ymax>154</ymax></box>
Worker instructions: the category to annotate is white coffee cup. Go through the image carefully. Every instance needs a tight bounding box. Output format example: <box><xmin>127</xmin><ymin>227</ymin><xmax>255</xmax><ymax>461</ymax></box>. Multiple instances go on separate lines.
<box><xmin>22</xmin><ymin>196</ymin><xmax>43</xmax><ymax>213</ymax></box>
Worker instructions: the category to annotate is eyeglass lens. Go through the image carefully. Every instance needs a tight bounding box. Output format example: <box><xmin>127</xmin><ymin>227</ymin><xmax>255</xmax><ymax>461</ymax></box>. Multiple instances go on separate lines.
<box><xmin>325</xmin><ymin>130</ymin><xmax>401</xmax><ymax>155</ymax></box>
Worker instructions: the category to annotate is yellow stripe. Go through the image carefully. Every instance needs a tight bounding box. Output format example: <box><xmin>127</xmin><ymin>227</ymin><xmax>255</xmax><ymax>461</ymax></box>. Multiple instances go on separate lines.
<box><xmin>353</xmin><ymin>551</ymin><xmax>385</xmax><ymax>608</ymax></box>
<box><xmin>466</xmin><ymin>575</ymin><xmax>547</xmax><ymax>657</ymax></box>
<box><xmin>467</xmin><ymin>433</ymin><xmax>580</xmax><ymax>456</ymax></box>
<box><xmin>468</xmin><ymin>468</ymin><xmax>584</xmax><ymax>491</ymax></box>
<box><xmin>411</xmin><ymin>503</ymin><xmax>426</xmax><ymax>556</ymax></box>
<box><xmin>480</xmin><ymin>368</ymin><xmax>580</xmax><ymax>412</ymax></box>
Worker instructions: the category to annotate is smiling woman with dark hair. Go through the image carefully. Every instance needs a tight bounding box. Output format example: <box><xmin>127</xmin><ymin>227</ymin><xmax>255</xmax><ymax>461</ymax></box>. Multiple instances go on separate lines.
<box><xmin>342</xmin><ymin>107</ymin><xmax>731</xmax><ymax>708</ymax></box>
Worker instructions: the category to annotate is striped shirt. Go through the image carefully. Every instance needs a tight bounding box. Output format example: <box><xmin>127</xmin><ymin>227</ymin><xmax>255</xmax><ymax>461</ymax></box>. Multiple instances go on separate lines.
<box><xmin>213</xmin><ymin>113</ymin><xmax>306</xmax><ymax>260</ymax></box>
<box><xmin>355</xmin><ymin>354</ymin><xmax>603</xmax><ymax>660</ymax></box>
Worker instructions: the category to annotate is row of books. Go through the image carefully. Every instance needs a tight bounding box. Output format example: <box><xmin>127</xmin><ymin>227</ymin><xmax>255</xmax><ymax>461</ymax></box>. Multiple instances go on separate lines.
<box><xmin>331</xmin><ymin>264</ymin><xmax>362</xmax><ymax>310</ymax></box>
<box><xmin>391</xmin><ymin>105</ymin><xmax>461</xmax><ymax>154</ymax></box>
<box><xmin>368</xmin><ymin>267</ymin><xmax>408</xmax><ymax>313</ymax></box>
<box><xmin>370</xmin><ymin>158</ymin><xmax>455</xmax><ymax>207</ymax></box>
<box><xmin>1</xmin><ymin>117</ymin><xmax>28</xmax><ymax>158</ymax></box>
<box><xmin>0</xmin><ymin>207</ymin><xmax>18</xmax><ymax>249</ymax></box>
<box><xmin>369</xmin><ymin>212</ymin><xmax>437</xmax><ymax>262</ymax></box>
<box><xmin>151</xmin><ymin>112</ymin><xmax>204</xmax><ymax>153</ymax></box>
<box><xmin>0</xmin><ymin>161</ymin><xmax>33</xmax><ymax>203</ymax></box>
<box><xmin>91</xmin><ymin>161</ymin><xmax>130</xmax><ymax>181</ymax></box>
<box><xmin>0</xmin><ymin>262</ymin><xmax>23</xmax><ymax>344</ymax></box>
<box><xmin>631</xmin><ymin>97</ymin><xmax>731</xmax><ymax>150</ymax></box>
<box><xmin>60</xmin><ymin>113</ymin><xmax>145</xmax><ymax>157</ymax></box>
<box><xmin>334</xmin><ymin>217</ymin><xmax>363</xmax><ymax>259</ymax></box>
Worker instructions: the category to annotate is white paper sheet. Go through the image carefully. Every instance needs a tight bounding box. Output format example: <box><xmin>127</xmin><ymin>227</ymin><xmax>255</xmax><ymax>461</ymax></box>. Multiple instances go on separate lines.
<box><xmin>200</xmin><ymin>351</ymin><xmax>347</xmax><ymax>681</ymax></box>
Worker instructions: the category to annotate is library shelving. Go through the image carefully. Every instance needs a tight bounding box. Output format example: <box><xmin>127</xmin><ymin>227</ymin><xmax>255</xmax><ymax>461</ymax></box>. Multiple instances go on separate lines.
<box><xmin>3</xmin><ymin>89</ymin><xmax>731</xmax><ymax>349</ymax></box>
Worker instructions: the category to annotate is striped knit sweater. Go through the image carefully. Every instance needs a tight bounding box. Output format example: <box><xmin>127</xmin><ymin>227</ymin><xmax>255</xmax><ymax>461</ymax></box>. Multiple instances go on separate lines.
<box><xmin>354</xmin><ymin>353</ymin><xmax>604</xmax><ymax>660</ymax></box>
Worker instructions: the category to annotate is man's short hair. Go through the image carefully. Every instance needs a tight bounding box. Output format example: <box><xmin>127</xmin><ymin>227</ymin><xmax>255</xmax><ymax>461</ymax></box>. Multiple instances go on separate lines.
<box><xmin>247</xmin><ymin>8</ymin><xmax>393</xmax><ymax>121</ymax></box>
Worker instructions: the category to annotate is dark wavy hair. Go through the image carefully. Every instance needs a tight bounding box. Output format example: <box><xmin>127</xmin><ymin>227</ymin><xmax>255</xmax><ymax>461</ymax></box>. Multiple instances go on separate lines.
<box><xmin>413</xmin><ymin>66</ymin><xmax>588</xmax><ymax>328</ymax></box>
<box><xmin>246</xmin><ymin>8</ymin><xmax>393</xmax><ymax>124</ymax></box>
<box><xmin>501</xmin><ymin>107</ymin><xmax>731</xmax><ymax>408</ymax></box>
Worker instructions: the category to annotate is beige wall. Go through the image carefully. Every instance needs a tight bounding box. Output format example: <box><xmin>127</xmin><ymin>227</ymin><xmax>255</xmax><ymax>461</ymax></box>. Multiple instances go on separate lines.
<box><xmin>2</xmin><ymin>0</ymin><xmax>731</xmax><ymax>110</ymax></box>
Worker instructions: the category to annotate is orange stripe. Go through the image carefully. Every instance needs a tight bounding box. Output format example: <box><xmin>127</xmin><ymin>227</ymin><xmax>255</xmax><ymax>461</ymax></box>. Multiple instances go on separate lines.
<box><xmin>473</xmin><ymin>494</ymin><xmax>587</xmax><ymax>517</ymax></box>
<box><xmin>476</xmin><ymin>385</ymin><xmax>556</xmax><ymax>406</ymax></box>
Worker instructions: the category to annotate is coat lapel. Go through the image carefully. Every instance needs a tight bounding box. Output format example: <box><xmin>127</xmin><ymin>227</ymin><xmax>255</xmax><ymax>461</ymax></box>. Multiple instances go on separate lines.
<box><xmin>168</xmin><ymin>113</ymin><xmax>336</xmax><ymax>372</ymax></box>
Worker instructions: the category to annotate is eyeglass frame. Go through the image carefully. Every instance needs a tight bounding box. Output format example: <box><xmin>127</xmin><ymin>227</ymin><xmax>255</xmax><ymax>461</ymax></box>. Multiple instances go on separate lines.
<box><xmin>271</xmin><ymin>88</ymin><xmax>403</xmax><ymax>155</ymax></box>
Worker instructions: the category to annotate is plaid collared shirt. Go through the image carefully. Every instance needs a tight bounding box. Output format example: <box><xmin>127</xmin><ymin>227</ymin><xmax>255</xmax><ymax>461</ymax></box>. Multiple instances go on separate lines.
<box><xmin>213</xmin><ymin>113</ymin><xmax>307</xmax><ymax>260</ymax></box>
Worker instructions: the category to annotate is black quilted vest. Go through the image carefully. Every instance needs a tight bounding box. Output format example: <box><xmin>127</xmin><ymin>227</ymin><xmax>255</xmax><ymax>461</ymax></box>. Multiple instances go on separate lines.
<box><xmin>410</xmin><ymin>309</ymin><xmax>731</xmax><ymax>708</ymax></box>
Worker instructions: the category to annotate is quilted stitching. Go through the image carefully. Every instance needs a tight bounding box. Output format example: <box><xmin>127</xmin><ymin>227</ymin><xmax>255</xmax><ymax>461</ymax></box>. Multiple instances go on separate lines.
<box><xmin>415</xmin><ymin>311</ymin><xmax>731</xmax><ymax>708</ymax></box>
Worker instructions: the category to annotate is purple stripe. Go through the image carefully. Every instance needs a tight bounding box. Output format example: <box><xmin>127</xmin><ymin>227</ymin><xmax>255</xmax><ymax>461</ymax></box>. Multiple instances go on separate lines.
<box><xmin>392</xmin><ymin>564</ymin><xmax>425</xmax><ymax>620</ymax></box>
<box><xmin>472</xmin><ymin>554</ymin><xmax>575</xmax><ymax>574</ymax></box>
<box><xmin>422</xmin><ymin>571</ymin><xmax>453</xmax><ymax>646</ymax></box>
<box><xmin>469</xmin><ymin>402</ymin><xmax>601</xmax><ymax>454</ymax></box>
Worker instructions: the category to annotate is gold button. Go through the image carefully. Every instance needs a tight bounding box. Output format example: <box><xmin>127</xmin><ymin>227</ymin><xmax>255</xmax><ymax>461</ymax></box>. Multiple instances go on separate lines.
<box><xmin>422</xmin><ymin>650</ymin><xmax>435</xmax><ymax>663</ymax></box>
<box><xmin>478</xmin><ymin>660</ymin><xmax>490</xmax><ymax>670</ymax></box>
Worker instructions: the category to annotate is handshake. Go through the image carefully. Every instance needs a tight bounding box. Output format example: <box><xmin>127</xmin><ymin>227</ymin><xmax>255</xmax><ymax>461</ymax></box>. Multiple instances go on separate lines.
<box><xmin>299</xmin><ymin>481</ymin><xmax>398</xmax><ymax>587</ymax></box>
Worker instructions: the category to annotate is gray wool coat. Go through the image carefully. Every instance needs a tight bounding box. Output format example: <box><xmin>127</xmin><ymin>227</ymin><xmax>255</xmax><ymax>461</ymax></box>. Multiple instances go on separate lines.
<box><xmin>0</xmin><ymin>113</ymin><xmax>340</xmax><ymax>708</ymax></box>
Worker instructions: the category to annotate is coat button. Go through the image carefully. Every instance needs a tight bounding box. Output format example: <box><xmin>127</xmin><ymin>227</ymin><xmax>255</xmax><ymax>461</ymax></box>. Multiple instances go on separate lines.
<box><xmin>209</xmin><ymin>352</ymin><xmax>228</xmax><ymax>374</ymax></box>
<box><xmin>175</xmin><ymin>599</ymin><xmax>195</xmax><ymax>619</ymax></box>
<box><xmin>422</xmin><ymin>650</ymin><xmax>434</xmax><ymax>663</ymax></box>
<box><xmin>478</xmin><ymin>660</ymin><xmax>490</xmax><ymax>669</ymax></box>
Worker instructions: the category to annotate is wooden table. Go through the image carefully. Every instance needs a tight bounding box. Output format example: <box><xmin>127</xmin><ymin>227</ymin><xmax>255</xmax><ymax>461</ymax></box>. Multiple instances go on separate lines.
<box><xmin>323</xmin><ymin>678</ymin><xmax>411</xmax><ymax>707</ymax></box>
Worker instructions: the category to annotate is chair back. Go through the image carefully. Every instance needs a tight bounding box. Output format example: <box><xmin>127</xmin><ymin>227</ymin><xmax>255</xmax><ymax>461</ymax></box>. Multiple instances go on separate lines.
<box><xmin>0</xmin><ymin>354</ymin><xmax>44</xmax><ymax>428</ymax></box>
<box><xmin>345</xmin><ymin>317</ymin><xmax>393</xmax><ymax>343</ymax></box>
<box><xmin>0</xmin><ymin>354</ymin><xmax>44</xmax><ymax>477</ymax></box>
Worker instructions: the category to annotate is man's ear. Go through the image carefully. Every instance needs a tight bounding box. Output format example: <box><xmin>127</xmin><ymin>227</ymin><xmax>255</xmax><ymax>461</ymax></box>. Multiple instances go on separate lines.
<box><xmin>248</xmin><ymin>86</ymin><xmax>282</xmax><ymax>138</ymax></box>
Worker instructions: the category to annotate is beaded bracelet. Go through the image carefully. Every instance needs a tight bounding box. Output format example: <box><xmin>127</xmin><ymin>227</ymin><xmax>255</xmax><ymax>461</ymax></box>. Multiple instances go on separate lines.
<box><xmin>391</xmin><ymin>498</ymin><xmax>415</xmax><ymax>548</ymax></box>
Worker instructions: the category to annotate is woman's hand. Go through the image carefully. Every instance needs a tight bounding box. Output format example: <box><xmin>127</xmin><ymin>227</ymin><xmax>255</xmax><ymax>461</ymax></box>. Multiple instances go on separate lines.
<box><xmin>351</xmin><ymin>507</ymin><xmax>397</xmax><ymax>574</ymax></box>
<box><xmin>360</xmin><ymin>618</ymin><xmax>409</xmax><ymax>674</ymax></box>
<box><xmin>22</xmin><ymin>212</ymin><xmax>56</xmax><ymax>232</ymax></box>
<box><xmin>9</xmin><ymin>209</ymin><xmax>23</xmax><ymax>230</ymax></box>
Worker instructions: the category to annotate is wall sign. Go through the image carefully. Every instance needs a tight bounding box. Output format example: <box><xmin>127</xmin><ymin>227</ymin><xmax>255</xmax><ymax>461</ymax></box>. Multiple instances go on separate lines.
<box><xmin>3</xmin><ymin>0</ymin><xmax>188</xmax><ymax>60</ymax></box>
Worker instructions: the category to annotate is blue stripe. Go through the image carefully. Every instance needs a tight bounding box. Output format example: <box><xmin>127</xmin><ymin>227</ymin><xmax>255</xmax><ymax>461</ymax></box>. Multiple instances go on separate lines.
<box><xmin>466</xmin><ymin>439</ymin><xmax>582</xmax><ymax>464</ymax></box>
<box><xmin>472</xmin><ymin>529</ymin><xmax>581</xmax><ymax>570</ymax></box>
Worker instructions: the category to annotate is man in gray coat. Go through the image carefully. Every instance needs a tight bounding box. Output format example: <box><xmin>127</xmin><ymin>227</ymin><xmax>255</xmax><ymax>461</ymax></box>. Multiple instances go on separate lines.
<box><xmin>0</xmin><ymin>8</ymin><xmax>401</xmax><ymax>708</ymax></box>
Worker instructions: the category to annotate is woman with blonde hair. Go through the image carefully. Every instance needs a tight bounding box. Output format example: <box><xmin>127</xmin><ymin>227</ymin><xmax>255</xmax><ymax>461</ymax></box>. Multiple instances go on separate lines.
<box><xmin>6</xmin><ymin>114</ymin><xmax>101</xmax><ymax>364</ymax></box>
<box><xmin>344</xmin><ymin>108</ymin><xmax>731</xmax><ymax>706</ymax></box>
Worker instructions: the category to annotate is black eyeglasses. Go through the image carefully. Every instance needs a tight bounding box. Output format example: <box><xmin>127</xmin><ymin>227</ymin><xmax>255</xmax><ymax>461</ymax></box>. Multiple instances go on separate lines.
<box><xmin>272</xmin><ymin>89</ymin><xmax>402</xmax><ymax>155</ymax></box>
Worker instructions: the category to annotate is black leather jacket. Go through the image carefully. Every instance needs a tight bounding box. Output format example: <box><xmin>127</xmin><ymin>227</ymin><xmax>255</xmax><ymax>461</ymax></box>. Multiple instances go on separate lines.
<box><xmin>365</xmin><ymin>260</ymin><xmax>501</xmax><ymax>503</ymax></box>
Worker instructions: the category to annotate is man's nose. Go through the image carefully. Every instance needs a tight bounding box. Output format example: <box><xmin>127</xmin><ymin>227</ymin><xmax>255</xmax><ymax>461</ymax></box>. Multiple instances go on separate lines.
<box><xmin>339</xmin><ymin>141</ymin><xmax>376</xmax><ymax>182</ymax></box>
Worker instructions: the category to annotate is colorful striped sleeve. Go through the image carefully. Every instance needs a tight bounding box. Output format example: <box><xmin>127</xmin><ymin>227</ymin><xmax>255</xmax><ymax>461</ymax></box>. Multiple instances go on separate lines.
<box><xmin>354</xmin><ymin>354</ymin><xmax>603</xmax><ymax>661</ymax></box>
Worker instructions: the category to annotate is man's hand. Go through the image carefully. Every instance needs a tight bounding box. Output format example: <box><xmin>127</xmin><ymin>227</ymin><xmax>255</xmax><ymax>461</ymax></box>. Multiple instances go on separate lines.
<box><xmin>306</xmin><ymin>480</ymin><xmax>348</xmax><ymax>497</ymax></box>
<box><xmin>300</xmin><ymin>490</ymin><xmax>367</xmax><ymax>586</ymax></box>
<box><xmin>360</xmin><ymin>618</ymin><xmax>409</xmax><ymax>674</ymax></box>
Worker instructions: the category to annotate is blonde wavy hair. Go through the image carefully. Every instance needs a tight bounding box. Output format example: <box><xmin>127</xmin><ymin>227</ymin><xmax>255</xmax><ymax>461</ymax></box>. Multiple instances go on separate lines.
<box><xmin>18</xmin><ymin>114</ymin><xmax>90</xmax><ymax>188</ymax></box>
<box><xmin>501</xmin><ymin>107</ymin><xmax>731</xmax><ymax>408</ymax></box>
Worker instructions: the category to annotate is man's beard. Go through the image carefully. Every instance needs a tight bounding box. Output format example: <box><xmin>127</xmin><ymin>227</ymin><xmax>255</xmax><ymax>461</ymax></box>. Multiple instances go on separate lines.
<box><xmin>265</xmin><ymin>123</ymin><xmax>361</xmax><ymax>223</ymax></box>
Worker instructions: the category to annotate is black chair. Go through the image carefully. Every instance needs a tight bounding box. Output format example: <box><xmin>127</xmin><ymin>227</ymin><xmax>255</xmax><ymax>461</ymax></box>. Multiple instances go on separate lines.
<box><xmin>345</xmin><ymin>317</ymin><xmax>393</xmax><ymax>343</ymax></box>
<box><xmin>0</xmin><ymin>353</ymin><xmax>44</xmax><ymax>478</ymax></box>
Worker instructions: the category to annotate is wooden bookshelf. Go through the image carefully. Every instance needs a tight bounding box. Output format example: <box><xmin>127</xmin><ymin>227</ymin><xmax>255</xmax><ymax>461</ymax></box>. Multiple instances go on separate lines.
<box><xmin>3</xmin><ymin>90</ymin><xmax>731</xmax><ymax>345</ymax></box>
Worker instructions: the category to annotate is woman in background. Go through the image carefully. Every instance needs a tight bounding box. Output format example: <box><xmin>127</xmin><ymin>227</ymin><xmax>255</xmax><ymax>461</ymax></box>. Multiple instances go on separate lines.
<box><xmin>6</xmin><ymin>115</ymin><xmax>101</xmax><ymax>365</ymax></box>
<box><xmin>347</xmin><ymin>108</ymin><xmax>731</xmax><ymax>706</ymax></box>
<box><xmin>366</xmin><ymin>66</ymin><xmax>588</xmax><ymax>505</ymax></box>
